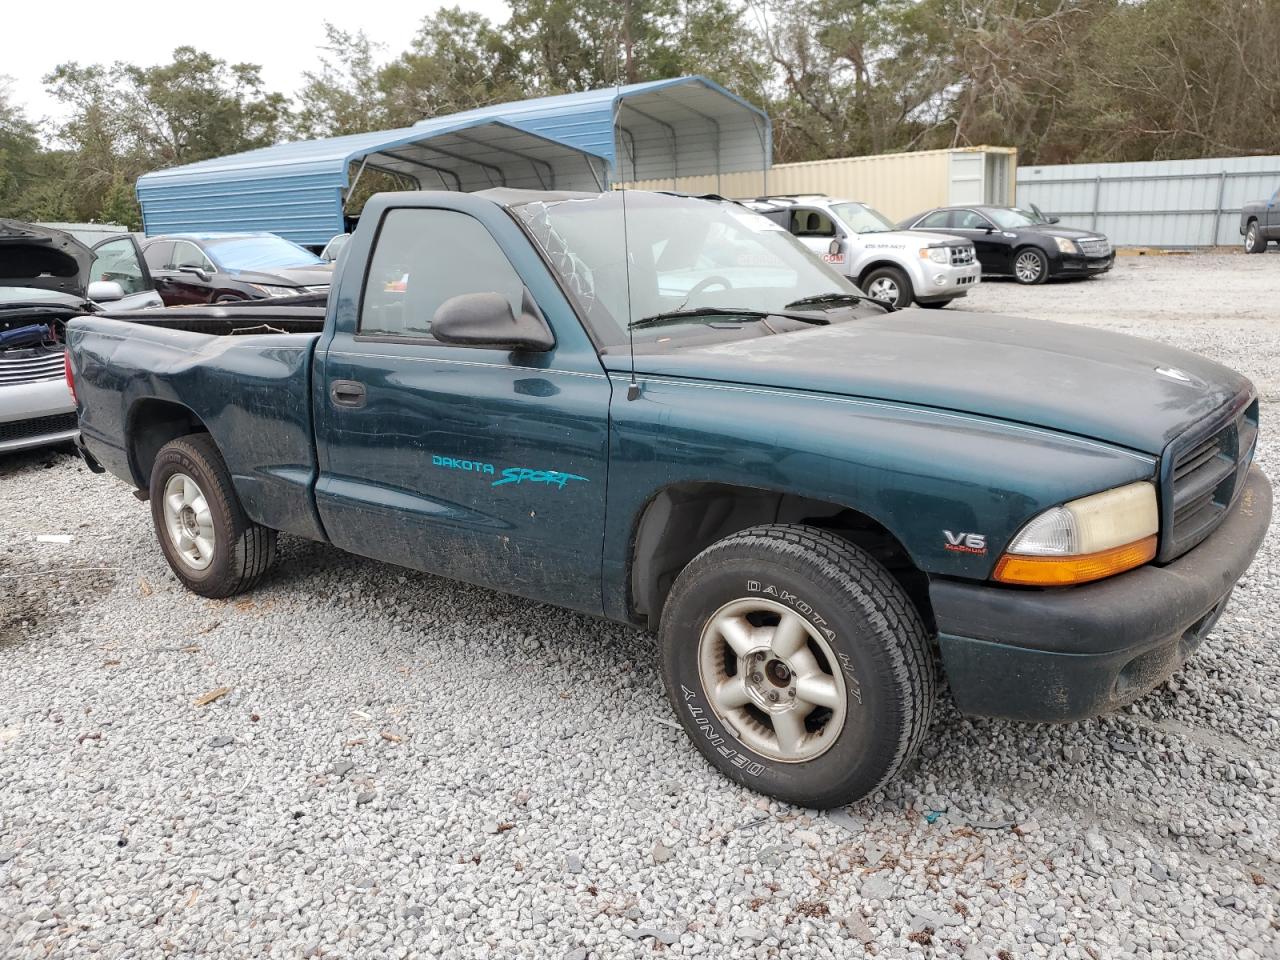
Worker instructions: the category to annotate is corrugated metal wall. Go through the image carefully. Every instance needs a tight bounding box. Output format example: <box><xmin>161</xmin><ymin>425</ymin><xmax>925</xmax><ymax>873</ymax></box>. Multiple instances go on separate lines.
<box><xmin>1016</xmin><ymin>155</ymin><xmax>1280</xmax><ymax>247</ymax></box>
<box><xmin>623</xmin><ymin>147</ymin><xmax>1016</xmax><ymax>222</ymax></box>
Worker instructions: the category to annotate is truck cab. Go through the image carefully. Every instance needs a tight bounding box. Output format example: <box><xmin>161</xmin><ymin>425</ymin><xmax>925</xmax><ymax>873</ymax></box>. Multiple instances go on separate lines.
<box><xmin>743</xmin><ymin>195</ymin><xmax>981</xmax><ymax>309</ymax></box>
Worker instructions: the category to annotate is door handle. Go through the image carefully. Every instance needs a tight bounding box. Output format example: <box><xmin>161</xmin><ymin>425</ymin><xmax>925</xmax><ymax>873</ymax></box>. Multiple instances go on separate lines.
<box><xmin>330</xmin><ymin>380</ymin><xmax>366</xmax><ymax>408</ymax></box>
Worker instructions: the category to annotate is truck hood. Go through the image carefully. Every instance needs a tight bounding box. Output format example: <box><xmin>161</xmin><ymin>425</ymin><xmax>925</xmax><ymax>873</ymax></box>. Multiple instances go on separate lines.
<box><xmin>614</xmin><ymin>311</ymin><xmax>1251</xmax><ymax>455</ymax></box>
<box><xmin>0</xmin><ymin>219</ymin><xmax>93</xmax><ymax>297</ymax></box>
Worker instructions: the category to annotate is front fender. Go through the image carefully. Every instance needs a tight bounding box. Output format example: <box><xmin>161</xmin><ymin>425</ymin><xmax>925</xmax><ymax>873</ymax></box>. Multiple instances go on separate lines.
<box><xmin>602</xmin><ymin>375</ymin><xmax>1155</xmax><ymax>620</ymax></box>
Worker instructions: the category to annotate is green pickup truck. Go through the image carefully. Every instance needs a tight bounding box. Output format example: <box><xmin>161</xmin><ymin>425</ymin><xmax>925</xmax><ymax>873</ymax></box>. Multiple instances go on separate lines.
<box><xmin>66</xmin><ymin>189</ymin><xmax>1271</xmax><ymax>808</ymax></box>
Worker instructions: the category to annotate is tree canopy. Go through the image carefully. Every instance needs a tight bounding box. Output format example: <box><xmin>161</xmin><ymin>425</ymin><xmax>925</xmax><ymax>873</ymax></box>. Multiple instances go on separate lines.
<box><xmin>3</xmin><ymin>0</ymin><xmax>1278</xmax><ymax>228</ymax></box>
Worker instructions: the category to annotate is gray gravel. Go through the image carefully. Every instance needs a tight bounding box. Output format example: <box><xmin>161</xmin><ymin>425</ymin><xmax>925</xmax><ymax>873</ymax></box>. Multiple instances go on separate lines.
<box><xmin>2</xmin><ymin>251</ymin><xmax>1278</xmax><ymax>958</ymax></box>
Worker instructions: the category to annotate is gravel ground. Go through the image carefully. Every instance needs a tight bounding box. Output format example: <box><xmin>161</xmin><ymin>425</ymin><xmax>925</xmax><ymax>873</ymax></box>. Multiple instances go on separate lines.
<box><xmin>2</xmin><ymin>252</ymin><xmax>1278</xmax><ymax>959</ymax></box>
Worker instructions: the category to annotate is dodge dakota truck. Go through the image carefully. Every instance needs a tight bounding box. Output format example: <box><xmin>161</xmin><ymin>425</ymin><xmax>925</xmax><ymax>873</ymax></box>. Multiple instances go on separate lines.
<box><xmin>67</xmin><ymin>189</ymin><xmax>1271</xmax><ymax>808</ymax></box>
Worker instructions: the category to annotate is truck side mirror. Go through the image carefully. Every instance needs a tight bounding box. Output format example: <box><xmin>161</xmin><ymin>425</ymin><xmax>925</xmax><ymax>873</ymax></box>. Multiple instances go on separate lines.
<box><xmin>432</xmin><ymin>289</ymin><xmax>555</xmax><ymax>352</ymax></box>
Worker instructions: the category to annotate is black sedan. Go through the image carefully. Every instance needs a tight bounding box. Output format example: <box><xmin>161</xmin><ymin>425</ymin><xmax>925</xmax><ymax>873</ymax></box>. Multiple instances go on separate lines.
<box><xmin>140</xmin><ymin>232</ymin><xmax>333</xmax><ymax>306</ymax></box>
<box><xmin>897</xmin><ymin>206</ymin><xmax>1114</xmax><ymax>284</ymax></box>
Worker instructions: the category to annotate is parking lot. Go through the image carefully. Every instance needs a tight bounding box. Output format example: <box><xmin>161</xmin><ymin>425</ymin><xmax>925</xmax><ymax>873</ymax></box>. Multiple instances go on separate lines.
<box><xmin>1</xmin><ymin>252</ymin><xmax>1277</xmax><ymax>959</ymax></box>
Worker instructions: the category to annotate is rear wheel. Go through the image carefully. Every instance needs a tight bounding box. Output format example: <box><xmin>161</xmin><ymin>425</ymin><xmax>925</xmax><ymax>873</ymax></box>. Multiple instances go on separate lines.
<box><xmin>861</xmin><ymin>266</ymin><xmax>913</xmax><ymax>310</ymax></box>
<box><xmin>1013</xmin><ymin>247</ymin><xmax>1049</xmax><ymax>284</ymax></box>
<box><xmin>149</xmin><ymin>434</ymin><xmax>276</xmax><ymax>598</ymax></box>
<box><xmin>1244</xmin><ymin>220</ymin><xmax>1267</xmax><ymax>254</ymax></box>
<box><xmin>658</xmin><ymin>524</ymin><xmax>935</xmax><ymax>808</ymax></box>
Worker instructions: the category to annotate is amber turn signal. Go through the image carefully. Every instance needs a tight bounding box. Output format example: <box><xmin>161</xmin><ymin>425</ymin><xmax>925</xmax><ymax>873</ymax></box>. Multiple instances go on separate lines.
<box><xmin>993</xmin><ymin>535</ymin><xmax>1157</xmax><ymax>587</ymax></box>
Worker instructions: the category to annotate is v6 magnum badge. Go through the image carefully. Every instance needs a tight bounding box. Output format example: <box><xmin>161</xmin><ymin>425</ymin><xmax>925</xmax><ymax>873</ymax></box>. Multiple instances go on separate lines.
<box><xmin>943</xmin><ymin>530</ymin><xmax>987</xmax><ymax>554</ymax></box>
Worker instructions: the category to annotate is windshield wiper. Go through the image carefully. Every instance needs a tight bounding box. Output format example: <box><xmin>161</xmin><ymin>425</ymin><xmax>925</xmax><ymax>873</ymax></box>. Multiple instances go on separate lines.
<box><xmin>785</xmin><ymin>291</ymin><xmax>889</xmax><ymax>311</ymax></box>
<box><xmin>629</xmin><ymin>307</ymin><xmax>830</xmax><ymax>331</ymax></box>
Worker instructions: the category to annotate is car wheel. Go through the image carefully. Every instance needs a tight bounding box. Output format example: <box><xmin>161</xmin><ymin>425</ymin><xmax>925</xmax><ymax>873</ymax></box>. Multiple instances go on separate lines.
<box><xmin>861</xmin><ymin>266</ymin><xmax>913</xmax><ymax>310</ymax></box>
<box><xmin>1244</xmin><ymin>221</ymin><xmax>1266</xmax><ymax>254</ymax></box>
<box><xmin>658</xmin><ymin>524</ymin><xmax>936</xmax><ymax>808</ymax></box>
<box><xmin>1013</xmin><ymin>247</ymin><xmax>1049</xmax><ymax>284</ymax></box>
<box><xmin>149</xmin><ymin>433</ymin><xmax>277</xmax><ymax>598</ymax></box>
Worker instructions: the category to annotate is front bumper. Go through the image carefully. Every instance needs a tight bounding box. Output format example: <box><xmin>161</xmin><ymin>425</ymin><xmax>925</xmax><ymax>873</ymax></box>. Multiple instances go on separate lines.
<box><xmin>930</xmin><ymin>465</ymin><xmax>1271</xmax><ymax>722</ymax></box>
<box><xmin>0</xmin><ymin>377</ymin><xmax>78</xmax><ymax>454</ymax></box>
<box><xmin>915</xmin><ymin>262</ymin><xmax>982</xmax><ymax>301</ymax></box>
<box><xmin>1053</xmin><ymin>252</ymin><xmax>1115</xmax><ymax>276</ymax></box>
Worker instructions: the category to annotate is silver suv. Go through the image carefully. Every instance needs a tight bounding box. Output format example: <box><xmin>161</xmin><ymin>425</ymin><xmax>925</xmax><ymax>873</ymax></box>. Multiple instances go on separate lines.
<box><xmin>745</xmin><ymin>195</ymin><xmax>981</xmax><ymax>309</ymax></box>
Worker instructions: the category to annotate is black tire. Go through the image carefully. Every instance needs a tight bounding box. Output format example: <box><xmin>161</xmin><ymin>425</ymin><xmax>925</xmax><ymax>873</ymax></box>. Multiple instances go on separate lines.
<box><xmin>860</xmin><ymin>266</ymin><xmax>913</xmax><ymax>310</ymax></box>
<box><xmin>1244</xmin><ymin>220</ymin><xmax>1267</xmax><ymax>254</ymax></box>
<box><xmin>149</xmin><ymin>434</ymin><xmax>277</xmax><ymax>598</ymax></box>
<box><xmin>1012</xmin><ymin>246</ymin><xmax>1049</xmax><ymax>284</ymax></box>
<box><xmin>918</xmin><ymin>301</ymin><xmax>948</xmax><ymax>309</ymax></box>
<box><xmin>658</xmin><ymin>524</ymin><xmax>935</xmax><ymax>808</ymax></box>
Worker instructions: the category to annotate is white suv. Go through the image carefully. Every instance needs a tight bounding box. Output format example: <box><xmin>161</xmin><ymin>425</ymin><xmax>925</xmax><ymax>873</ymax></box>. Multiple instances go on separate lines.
<box><xmin>744</xmin><ymin>196</ymin><xmax>981</xmax><ymax>309</ymax></box>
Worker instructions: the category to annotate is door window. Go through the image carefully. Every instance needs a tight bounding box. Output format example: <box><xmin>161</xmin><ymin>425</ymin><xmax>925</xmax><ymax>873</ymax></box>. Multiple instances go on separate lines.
<box><xmin>143</xmin><ymin>241</ymin><xmax>173</xmax><ymax>272</ymax></box>
<box><xmin>916</xmin><ymin>210</ymin><xmax>953</xmax><ymax>229</ymax></box>
<box><xmin>170</xmin><ymin>241</ymin><xmax>214</xmax><ymax>272</ymax></box>
<box><xmin>789</xmin><ymin>209</ymin><xmax>837</xmax><ymax>237</ymax></box>
<box><xmin>359</xmin><ymin>208</ymin><xmax>525</xmax><ymax>339</ymax></box>
<box><xmin>954</xmin><ymin>210</ymin><xmax>993</xmax><ymax>230</ymax></box>
<box><xmin>90</xmin><ymin>238</ymin><xmax>147</xmax><ymax>294</ymax></box>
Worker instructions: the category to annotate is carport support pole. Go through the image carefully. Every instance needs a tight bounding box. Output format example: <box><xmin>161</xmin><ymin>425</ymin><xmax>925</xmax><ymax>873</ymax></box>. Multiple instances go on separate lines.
<box><xmin>345</xmin><ymin>157</ymin><xmax>371</xmax><ymax>214</ymax></box>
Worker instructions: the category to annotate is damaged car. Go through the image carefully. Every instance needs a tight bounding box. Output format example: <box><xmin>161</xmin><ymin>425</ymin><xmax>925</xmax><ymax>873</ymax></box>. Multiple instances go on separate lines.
<box><xmin>0</xmin><ymin>219</ymin><xmax>161</xmax><ymax>455</ymax></box>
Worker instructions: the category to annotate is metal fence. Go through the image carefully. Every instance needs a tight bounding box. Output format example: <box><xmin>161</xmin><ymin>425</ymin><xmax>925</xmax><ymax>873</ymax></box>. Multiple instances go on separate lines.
<box><xmin>1016</xmin><ymin>155</ymin><xmax>1280</xmax><ymax>248</ymax></box>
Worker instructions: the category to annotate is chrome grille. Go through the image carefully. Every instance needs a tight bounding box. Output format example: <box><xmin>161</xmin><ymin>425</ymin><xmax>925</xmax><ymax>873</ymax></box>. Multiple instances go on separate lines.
<box><xmin>1163</xmin><ymin>399</ymin><xmax>1258</xmax><ymax>561</ymax></box>
<box><xmin>0</xmin><ymin>349</ymin><xmax>65</xmax><ymax>386</ymax></box>
<box><xmin>949</xmin><ymin>245</ymin><xmax>975</xmax><ymax>266</ymax></box>
<box><xmin>1079</xmin><ymin>238</ymin><xmax>1111</xmax><ymax>257</ymax></box>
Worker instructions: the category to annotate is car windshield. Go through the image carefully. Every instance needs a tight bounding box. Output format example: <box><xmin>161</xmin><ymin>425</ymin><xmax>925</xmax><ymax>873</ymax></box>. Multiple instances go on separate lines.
<box><xmin>513</xmin><ymin>192</ymin><xmax>867</xmax><ymax>348</ymax></box>
<box><xmin>830</xmin><ymin>202</ymin><xmax>897</xmax><ymax>234</ymax></box>
<box><xmin>203</xmin><ymin>236</ymin><xmax>323</xmax><ymax>271</ymax></box>
<box><xmin>985</xmin><ymin>208</ymin><xmax>1042</xmax><ymax>229</ymax></box>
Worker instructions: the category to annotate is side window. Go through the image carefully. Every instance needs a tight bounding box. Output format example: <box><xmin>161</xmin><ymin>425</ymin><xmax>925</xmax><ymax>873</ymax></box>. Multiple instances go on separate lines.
<box><xmin>954</xmin><ymin>210</ymin><xmax>991</xmax><ymax>230</ymax></box>
<box><xmin>171</xmin><ymin>241</ymin><xmax>213</xmax><ymax>272</ymax></box>
<box><xmin>789</xmin><ymin>209</ymin><xmax>836</xmax><ymax>237</ymax></box>
<box><xmin>143</xmin><ymin>241</ymin><xmax>172</xmax><ymax>272</ymax></box>
<box><xmin>90</xmin><ymin>238</ymin><xmax>146</xmax><ymax>294</ymax></box>
<box><xmin>359</xmin><ymin>208</ymin><xmax>525</xmax><ymax>340</ymax></box>
<box><xmin>917</xmin><ymin>210</ymin><xmax>953</xmax><ymax>229</ymax></box>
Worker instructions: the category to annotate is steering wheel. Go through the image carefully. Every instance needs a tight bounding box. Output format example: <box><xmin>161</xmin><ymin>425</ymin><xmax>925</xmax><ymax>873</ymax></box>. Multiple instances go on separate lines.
<box><xmin>684</xmin><ymin>275</ymin><xmax>733</xmax><ymax>300</ymax></box>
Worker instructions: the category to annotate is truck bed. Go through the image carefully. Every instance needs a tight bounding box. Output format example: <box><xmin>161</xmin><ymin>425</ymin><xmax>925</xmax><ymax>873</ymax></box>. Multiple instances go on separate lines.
<box><xmin>67</xmin><ymin>311</ymin><xmax>327</xmax><ymax>541</ymax></box>
<box><xmin>100</xmin><ymin>301</ymin><xmax>328</xmax><ymax>337</ymax></box>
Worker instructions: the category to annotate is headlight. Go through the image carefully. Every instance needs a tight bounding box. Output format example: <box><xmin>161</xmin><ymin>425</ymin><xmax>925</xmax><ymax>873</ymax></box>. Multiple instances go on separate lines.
<box><xmin>250</xmin><ymin>283</ymin><xmax>301</xmax><ymax>297</ymax></box>
<box><xmin>920</xmin><ymin>246</ymin><xmax>950</xmax><ymax>264</ymax></box>
<box><xmin>993</xmin><ymin>481</ymin><xmax>1158</xmax><ymax>586</ymax></box>
<box><xmin>1054</xmin><ymin>236</ymin><xmax>1078</xmax><ymax>255</ymax></box>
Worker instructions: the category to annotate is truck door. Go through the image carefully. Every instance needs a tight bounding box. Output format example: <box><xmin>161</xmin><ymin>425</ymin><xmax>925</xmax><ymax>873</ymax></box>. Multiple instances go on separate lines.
<box><xmin>313</xmin><ymin>203</ymin><xmax>612</xmax><ymax>615</ymax></box>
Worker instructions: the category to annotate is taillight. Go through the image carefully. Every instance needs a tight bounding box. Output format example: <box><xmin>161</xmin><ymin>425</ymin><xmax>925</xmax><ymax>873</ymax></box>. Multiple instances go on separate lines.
<box><xmin>64</xmin><ymin>351</ymin><xmax>77</xmax><ymax>403</ymax></box>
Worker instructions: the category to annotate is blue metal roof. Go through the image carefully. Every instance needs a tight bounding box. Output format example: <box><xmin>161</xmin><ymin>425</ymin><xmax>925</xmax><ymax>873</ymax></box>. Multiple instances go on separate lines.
<box><xmin>135</xmin><ymin>76</ymin><xmax>770</xmax><ymax>245</ymax></box>
<box><xmin>136</xmin><ymin>117</ymin><xmax>610</xmax><ymax>246</ymax></box>
<box><xmin>421</xmin><ymin>76</ymin><xmax>771</xmax><ymax>183</ymax></box>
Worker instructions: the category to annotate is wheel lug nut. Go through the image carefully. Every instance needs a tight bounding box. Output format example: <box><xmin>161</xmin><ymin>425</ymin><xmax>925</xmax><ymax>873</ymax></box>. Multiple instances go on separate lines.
<box><xmin>752</xmin><ymin>673</ymin><xmax>763</xmax><ymax>683</ymax></box>
<box><xmin>768</xmin><ymin>692</ymin><xmax>779</xmax><ymax>703</ymax></box>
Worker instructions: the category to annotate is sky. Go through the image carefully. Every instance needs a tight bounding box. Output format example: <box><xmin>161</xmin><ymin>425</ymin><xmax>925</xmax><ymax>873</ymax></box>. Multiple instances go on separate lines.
<box><xmin>4</xmin><ymin>0</ymin><xmax>511</xmax><ymax>131</ymax></box>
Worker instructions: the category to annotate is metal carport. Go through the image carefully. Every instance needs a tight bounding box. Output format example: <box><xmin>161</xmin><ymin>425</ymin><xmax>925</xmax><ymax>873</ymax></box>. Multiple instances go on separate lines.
<box><xmin>135</xmin><ymin>118</ymin><xmax>610</xmax><ymax>246</ymax></box>
<box><xmin>421</xmin><ymin>76</ymin><xmax>772</xmax><ymax>191</ymax></box>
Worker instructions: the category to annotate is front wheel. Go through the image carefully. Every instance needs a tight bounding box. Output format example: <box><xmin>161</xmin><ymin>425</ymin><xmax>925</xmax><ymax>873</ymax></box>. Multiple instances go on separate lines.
<box><xmin>149</xmin><ymin>434</ymin><xmax>277</xmax><ymax>598</ymax></box>
<box><xmin>1013</xmin><ymin>247</ymin><xmax>1049</xmax><ymax>284</ymax></box>
<box><xmin>861</xmin><ymin>266</ymin><xmax>913</xmax><ymax>310</ymax></box>
<box><xmin>1244</xmin><ymin>221</ymin><xmax>1267</xmax><ymax>254</ymax></box>
<box><xmin>658</xmin><ymin>524</ymin><xmax>936</xmax><ymax>808</ymax></box>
